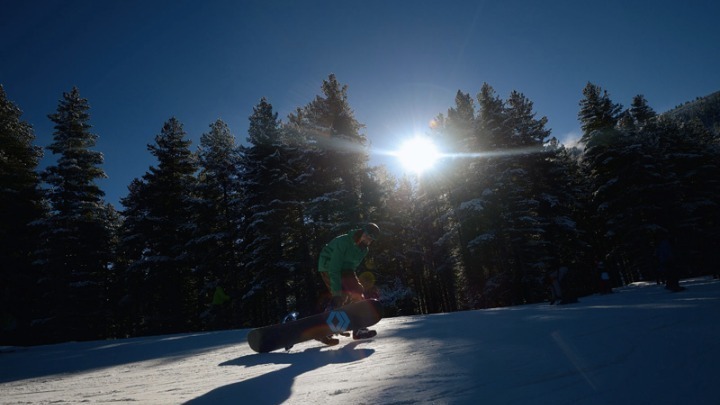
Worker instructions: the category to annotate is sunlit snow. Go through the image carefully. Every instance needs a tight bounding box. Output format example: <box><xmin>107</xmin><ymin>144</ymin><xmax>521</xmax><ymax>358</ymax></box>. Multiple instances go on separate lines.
<box><xmin>1</xmin><ymin>277</ymin><xmax>718</xmax><ymax>404</ymax></box>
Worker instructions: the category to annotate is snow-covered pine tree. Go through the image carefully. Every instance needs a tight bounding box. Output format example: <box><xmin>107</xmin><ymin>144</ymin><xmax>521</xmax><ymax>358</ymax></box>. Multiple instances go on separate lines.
<box><xmin>192</xmin><ymin>119</ymin><xmax>242</xmax><ymax>330</ymax></box>
<box><xmin>641</xmin><ymin>117</ymin><xmax>720</xmax><ymax>277</ymax></box>
<box><xmin>576</xmin><ymin>85</ymin><xmax>688</xmax><ymax>284</ymax></box>
<box><xmin>447</xmin><ymin>85</ymin><xmax>577</xmax><ymax>307</ymax></box>
<box><xmin>369</xmin><ymin>174</ymin><xmax>422</xmax><ymax>315</ymax></box>
<box><xmin>629</xmin><ymin>94</ymin><xmax>657</xmax><ymax>130</ymax></box>
<box><xmin>539</xmin><ymin>140</ymin><xmax>592</xmax><ymax>295</ymax></box>
<box><xmin>445</xmin><ymin>84</ymin><xmax>508</xmax><ymax>307</ymax></box>
<box><xmin>114</xmin><ymin>178</ymin><xmax>151</xmax><ymax>336</ymax></box>
<box><xmin>239</xmin><ymin>98</ymin><xmax>307</xmax><ymax>326</ymax></box>
<box><xmin>577</xmin><ymin>84</ymin><xmax>634</xmax><ymax>282</ymax></box>
<box><xmin>578</xmin><ymin>82</ymin><xmax>623</xmax><ymax>144</ymax></box>
<box><xmin>476</xmin><ymin>83</ymin><xmax>507</xmax><ymax>151</ymax></box>
<box><xmin>37</xmin><ymin>87</ymin><xmax>115</xmax><ymax>343</ymax></box>
<box><xmin>497</xmin><ymin>90</ymin><xmax>559</xmax><ymax>304</ymax></box>
<box><xmin>286</xmin><ymin>74</ymin><xmax>370</xmax><ymax>247</ymax></box>
<box><xmin>118</xmin><ymin>117</ymin><xmax>197</xmax><ymax>334</ymax></box>
<box><xmin>0</xmin><ymin>86</ymin><xmax>47</xmax><ymax>345</ymax></box>
<box><xmin>268</xmin><ymin>75</ymin><xmax>373</xmax><ymax>321</ymax></box>
<box><xmin>483</xmin><ymin>90</ymin><xmax>553</xmax><ymax>305</ymax></box>
<box><xmin>414</xmin><ymin>91</ymin><xmax>477</xmax><ymax>312</ymax></box>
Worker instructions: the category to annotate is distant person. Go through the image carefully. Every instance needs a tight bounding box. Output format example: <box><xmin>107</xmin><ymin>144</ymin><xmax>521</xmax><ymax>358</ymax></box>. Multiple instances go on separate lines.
<box><xmin>598</xmin><ymin>261</ymin><xmax>612</xmax><ymax>294</ymax></box>
<box><xmin>316</xmin><ymin>223</ymin><xmax>381</xmax><ymax>344</ymax></box>
<box><xmin>654</xmin><ymin>240</ymin><xmax>668</xmax><ymax>285</ymax></box>
<box><xmin>210</xmin><ymin>283</ymin><xmax>231</xmax><ymax>329</ymax></box>
<box><xmin>597</xmin><ymin>261</ymin><xmax>612</xmax><ymax>294</ymax></box>
<box><xmin>656</xmin><ymin>237</ymin><xmax>684</xmax><ymax>292</ymax></box>
<box><xmin>547</xmin><ymin>266</ymin><xmax>568</xmax><ymax>304</ymax></box>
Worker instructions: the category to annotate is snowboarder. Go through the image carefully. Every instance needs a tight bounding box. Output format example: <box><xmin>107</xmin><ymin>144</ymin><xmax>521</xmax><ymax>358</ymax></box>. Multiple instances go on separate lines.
<box><xmin>316</xmin><ymin>223</ymin><xmax>381</xmax><ymax>344</ymax></box>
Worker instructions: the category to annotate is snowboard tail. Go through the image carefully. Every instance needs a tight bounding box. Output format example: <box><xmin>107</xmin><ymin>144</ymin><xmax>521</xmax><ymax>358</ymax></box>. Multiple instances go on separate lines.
<box><xmin>247</xmin><ymin>299</ymin><xmax>382</xmax><ymax>353</ymax></box>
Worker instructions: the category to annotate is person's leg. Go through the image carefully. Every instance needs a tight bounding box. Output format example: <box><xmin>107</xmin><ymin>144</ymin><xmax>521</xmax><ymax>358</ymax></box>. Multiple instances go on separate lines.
<box><xmin>339</xmin><ymin>272</ymin><xmax>377</xmax><ymax>339</ymax></box>
<box><xmin>340</xmin><ymin>272</ymin><xmax>365</xmax><ymax>303</ymax></box>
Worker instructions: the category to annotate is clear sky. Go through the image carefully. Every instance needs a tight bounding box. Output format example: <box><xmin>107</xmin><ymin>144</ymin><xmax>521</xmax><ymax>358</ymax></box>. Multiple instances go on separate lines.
<box><xmin>2</xmin><ymin>0</ymin><xmax>719</xmax><ymax>207</ymax></box>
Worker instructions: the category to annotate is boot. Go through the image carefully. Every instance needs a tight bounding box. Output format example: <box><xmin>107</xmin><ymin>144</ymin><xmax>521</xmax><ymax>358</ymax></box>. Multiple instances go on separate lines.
<box><xmin>352</xmin><ymin>328</ymin><xmax>377</xmax><ymax>340</ymax></box>
<box><xmin>316</xmin><ymin>335</ymin><xmax>340</xmax><ymax>346</ymax></box>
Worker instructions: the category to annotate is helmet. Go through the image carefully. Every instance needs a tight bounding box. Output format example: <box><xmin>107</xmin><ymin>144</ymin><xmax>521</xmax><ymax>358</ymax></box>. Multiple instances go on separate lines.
<box><xmin>363</xmin><ymin>223</ymin><xmax>380</xmax><ymax>240</ymax></box>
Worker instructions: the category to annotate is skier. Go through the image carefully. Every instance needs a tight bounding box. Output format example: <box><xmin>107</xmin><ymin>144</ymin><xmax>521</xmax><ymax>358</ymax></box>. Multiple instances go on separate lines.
<box><xmin>316</xmin><ymin>223</ymin><xmax>380</xmax><ymax>344</ymax></box>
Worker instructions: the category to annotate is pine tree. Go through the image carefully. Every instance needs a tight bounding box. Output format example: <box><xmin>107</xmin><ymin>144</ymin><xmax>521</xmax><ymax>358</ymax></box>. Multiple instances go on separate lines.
<box><xmin>618</xmin><ymin>94</ymin><xmax>657</xmax><ymax>133</ymax></box>
<box><xmin>448</xmin><ymin>85</ymin><xmax>567</xmax><ymax>307</ymax></box>
<box><xmin>540</xmin><ymin>141</ymin><xmax>592</xmax><ymax>295</ymax></box>
<box><xmin>431</xmin><ymin>91</ymin><xmax>477</xmax><ymax>310</ymax></box>
<box><xmin>505</xmin><ymin>91</ymin><xmax>551</xmax><ymax>147</ymax></box>
<box><xmin>445</xmin><ymin>90</ymin><xmax>476</xmax><ymax>151</ymax></box>
<box><xmin>644</xmin><ymin>118</ymin><xmax>720</xmax><ymax>277</ymax></box>
<box><xmin>498</xmin><ymin>91</ymin><xmax>558</xmax><ymax>304</ymax></box>
<box><xmin>37</xmin><ymin>87</ymin><xmax>114</xmax><ymax>343</ymax></box>
<box><xmin>476</xmin><ymin>83</ymin><xmax>506</xmax><ymax>151</ymax></box>
<box><xmin>193</xmin><ymin>119</ymin><xmax>242</xmax><ymax>330</ymax></box>
<box><xmin>433</xmin><ymin>85</ymin><xmax>498</xmax><ymax>307</ymax></box>
<box><xmin>272</xmin><ymin>75</ymin><xmax>374</xmax><ymax>319</ymax></box>
<box><xmin>0</xmin><ymin>85</ymin><xmax>46</xmax><ymax>345</ymax></box>
<box><xmin>238</xmin><ymin>98</ymin><xmax>315</xmax><ymax>325</ymax></box>
<box><xmin>629</xmin><ymin>94</ymin><xmax>656</xmax><ymax>129</ymax></box>
<box><xmin>287</xmin><ymin>74</ymin><xmax>370</xmax><ymax>240</ymax></box>
<box><xmin>578</xmin><ymin>82</ymin><xmax>623</xmax><ymax>143</ymax></box>
<box><xmin>114</xmin><ymin>178</ymin><xmax>151</xmax><ymax>336</ymax></box>
<box><xmin>356</xmin><ymin>167</ymin><xmax>417</xmax><ymax>314</ymax></box>
<box><xmin>578</xmin><ymin>90</ymin><xmax>668</xmax><ymax>285</ymax></box>
<box><xmin>443</xmin><ymin>90</ymin><xmax>477</xmax><ymax>209</ymax></box>
<box><xmin>119</xmin><ymin>117</ymin><xmax>197</xmax><ymax>334</ymax></box>
<box><xmin>484</xmin><ymin>91</ymin><xmax>550</xmax><ymax>305</ymax></box>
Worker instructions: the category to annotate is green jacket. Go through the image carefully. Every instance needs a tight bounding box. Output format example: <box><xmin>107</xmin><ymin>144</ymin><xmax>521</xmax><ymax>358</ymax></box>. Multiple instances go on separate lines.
<box><xmin>318</xmin><ymin>230</ymin><xmax>368</xmax><ymax>296</ymax></box>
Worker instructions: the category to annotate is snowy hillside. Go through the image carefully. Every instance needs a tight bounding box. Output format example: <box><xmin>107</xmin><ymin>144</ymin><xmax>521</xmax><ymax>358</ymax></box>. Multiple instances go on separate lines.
<box><xmin>1</xmin><ymin>277</ymin><xmax>719</xmax><ymax>404</ymax></box>
<box><xmin>663</xmin><ymin>89</ymin><xmax>720</xmax><ymax>136</ymax></box>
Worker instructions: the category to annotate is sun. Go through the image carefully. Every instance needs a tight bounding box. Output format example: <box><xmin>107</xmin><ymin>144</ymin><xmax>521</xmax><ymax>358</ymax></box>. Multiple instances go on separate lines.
<box><xmin>396</xmin><ymin>136</ymin><xmax>440</xmax><ymax>174</ymax></box>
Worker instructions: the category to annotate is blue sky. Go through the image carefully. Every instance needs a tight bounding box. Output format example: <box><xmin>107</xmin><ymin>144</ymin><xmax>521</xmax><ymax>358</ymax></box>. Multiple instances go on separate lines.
<box><xmin>2</xmin><ymin>0</ymin><xmax>719</xmax><ymax>207</ymax></box>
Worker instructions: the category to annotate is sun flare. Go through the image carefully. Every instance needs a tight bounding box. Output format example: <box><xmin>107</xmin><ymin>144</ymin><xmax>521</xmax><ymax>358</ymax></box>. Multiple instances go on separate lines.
<box><xmin>396</xmin><ymin>136</ymin><xmax>440</xmax><ymax>174</ymax></box>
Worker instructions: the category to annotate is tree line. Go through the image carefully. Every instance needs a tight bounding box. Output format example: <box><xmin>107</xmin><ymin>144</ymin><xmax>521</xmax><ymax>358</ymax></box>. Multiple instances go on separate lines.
<box><xmin>1</xmin><ymin>75</ymin><xmax>718</xmax><ymax>345</ymax></box>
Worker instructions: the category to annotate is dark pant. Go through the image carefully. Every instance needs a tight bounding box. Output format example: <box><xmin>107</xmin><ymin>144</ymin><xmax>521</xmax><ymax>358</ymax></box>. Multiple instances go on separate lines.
<box><xmin>320</xmin><ymin>271</ymin><xmax>365</xmax><ymax>306</ymax></box>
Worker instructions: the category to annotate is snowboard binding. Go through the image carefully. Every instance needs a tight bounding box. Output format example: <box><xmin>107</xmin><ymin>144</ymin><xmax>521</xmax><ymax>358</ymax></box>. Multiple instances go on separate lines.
<box><xmin>282</xmin><ymin>312</ymin><xmax>300</xmax><ymax>350</ymax></box>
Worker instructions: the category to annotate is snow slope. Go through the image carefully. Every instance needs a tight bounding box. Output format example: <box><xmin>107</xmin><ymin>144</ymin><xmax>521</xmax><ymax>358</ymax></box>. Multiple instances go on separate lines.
<box><xmin>1</xmin><ymin>277</ymin><xmax>718</xmax><ymax>404</ymax></box>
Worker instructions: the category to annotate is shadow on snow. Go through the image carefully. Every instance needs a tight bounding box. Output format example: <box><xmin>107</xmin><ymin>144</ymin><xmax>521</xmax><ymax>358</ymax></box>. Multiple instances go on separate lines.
<box><xmin>0</xmin><ymin>329</ymin><xmax>248</xmax><ymax>383</ymax></box>
<box><xmin>184</xmin><ymin>341</ymin><xmax>375</xmax><ymax>404</ymax></box>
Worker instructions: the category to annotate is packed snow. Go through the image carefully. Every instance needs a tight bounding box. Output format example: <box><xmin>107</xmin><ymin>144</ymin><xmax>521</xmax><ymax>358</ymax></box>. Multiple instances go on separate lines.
<box><xmin>1</xmin><ymin>277</ymin><xmax>718</xmax><ymax>404</ymax></box>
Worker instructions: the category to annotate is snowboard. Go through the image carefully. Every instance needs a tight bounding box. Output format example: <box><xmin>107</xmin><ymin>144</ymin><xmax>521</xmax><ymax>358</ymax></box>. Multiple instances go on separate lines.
<box><xmin>247</xmin><ymin>299</ymin><xmax>382</xmax><ymax>353</ymax></box>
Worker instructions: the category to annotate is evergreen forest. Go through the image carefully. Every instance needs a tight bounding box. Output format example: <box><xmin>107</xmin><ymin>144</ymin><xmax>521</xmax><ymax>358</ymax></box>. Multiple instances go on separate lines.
<box><xmin>2</xmin><ymin>76</ymin><xmax>719</xmax><ymax>345</ymax></box>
